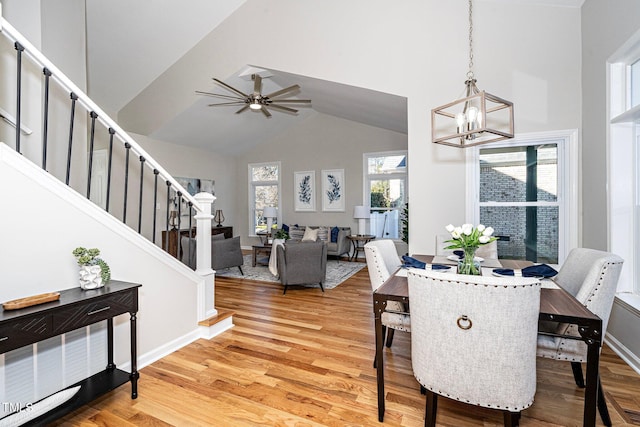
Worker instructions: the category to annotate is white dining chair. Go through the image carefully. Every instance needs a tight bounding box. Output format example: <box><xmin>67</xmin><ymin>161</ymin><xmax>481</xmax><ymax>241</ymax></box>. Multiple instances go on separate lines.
<box><xmin>435</xmin><ymin>234</ymin><xmax>498</xmax><ymax>259</ymax></box>
<box><xmin>364</xmin><ymin>240</ymin><xmax>410</xmax><ymax>351</ymax></box>
<box><xmin>537</xmin><ymin>248</ymin><xmax>623</xmax><ymax>427</ymax></box>
<box><xmin>408</xmin><ymin>269</ymin><xmax>541</xmax><ymax>426</ymax></box>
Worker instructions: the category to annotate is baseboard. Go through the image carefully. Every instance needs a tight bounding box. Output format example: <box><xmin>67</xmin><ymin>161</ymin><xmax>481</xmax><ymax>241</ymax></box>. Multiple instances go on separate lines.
<box><xmin>606</xmin><ymin>334</ymin><xmax>640</xmax><ymax>376</ymax></box>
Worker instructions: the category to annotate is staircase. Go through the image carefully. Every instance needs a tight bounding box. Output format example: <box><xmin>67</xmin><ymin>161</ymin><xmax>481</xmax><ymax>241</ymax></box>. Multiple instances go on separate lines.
<box><xmin>0</xmin><ymin>5</ymin><xmax>232</xmax><ymax>415</ymax></box>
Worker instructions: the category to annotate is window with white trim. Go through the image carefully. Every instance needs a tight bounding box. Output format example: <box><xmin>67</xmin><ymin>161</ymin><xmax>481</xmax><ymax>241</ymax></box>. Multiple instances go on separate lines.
<box><xmin>468</xmin><ymin>132</ymin><xmax>577</xmax><ymax>265</ymax></box>
<box><xmin>248</xmin><ymin>162</ymin><xmax>280</xmax><ymax>235</ymax></box>
<box><xmin>364</xmin><ymin>151</ymin><xmax>407</xmax><ymax>239</ymax></box>
<box><xmin>609</xmin><ymin>33</ymin><xmax>640</xmax><ymax>297</ymax></box>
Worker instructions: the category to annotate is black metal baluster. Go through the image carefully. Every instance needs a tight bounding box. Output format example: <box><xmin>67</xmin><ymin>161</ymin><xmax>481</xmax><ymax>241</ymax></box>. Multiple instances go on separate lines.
<box><xmin>106</xmin><ymin>128</ymin><xmax>115</xmax><ymax>212</ymax></box>
<box><xmin>152</xmin><ymin>169</ymin><xmax>159</xmax><ymax>244</ymax></box>
<box><xmin>165</xmin><ymin>181</ymin><xmax>172</xmax><ymax>251</ymax></box>
<box><xmin>123</xmin><ymin>142</ymin><xmax>131</xmax><ymax>223</ymax></box>
<box><xmin>187</xmin><ymin>201</ymin><xmax>193</xmax><ymax>266</ymax></box>
<box><xmin>177</xmin><ymin>191</ymin><xmax>182</xmax><ymax>260</ymax></box>
<box><xmin>42</xmin><ymin>68</ymin><xmax>52</xmax><ymax>170</ymax></box>
<box><xmin>137</xmin><ymin>156</ymin><xmax>145</xmax><ymax>233</ymax></box>
<box><xmin>87</xmin><ymin>111</ymin><xmax>98</xmax><ymax>199</ymax></box>
<box><xmin>65</xmin><ymin>93</ymin><xmax>78</xmax><ymax>185</ymax></box>
<box><xmin>14</xmin><ymin>42</ymin><xmax>24</xmax><ymax>153</ymax></box>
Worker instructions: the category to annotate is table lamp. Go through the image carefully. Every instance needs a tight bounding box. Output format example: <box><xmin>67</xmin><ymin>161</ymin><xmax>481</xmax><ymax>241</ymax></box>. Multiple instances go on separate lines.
<box><xmin>263</xmin><ymin>206</ymin><xmax>277</xmax><ymax>242</ymax></box>
<box><xmin>353</xmin><ymin>205</ymin><xmax>370</xmax><ymax>236</ymax></box>
<box><xmin>213</xmin><ymin>209</ymin><xmax>225</xmax><ymax>227</ymax></box>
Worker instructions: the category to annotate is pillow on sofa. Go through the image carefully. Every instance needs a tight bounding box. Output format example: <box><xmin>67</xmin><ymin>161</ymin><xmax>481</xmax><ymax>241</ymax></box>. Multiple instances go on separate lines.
<box><xmin>316</xmin><ymin>227</ymin><xmax>329</xmax><ymax>242</ymax></box>
<box><xmin>330</xmin><ymin>226</ymin><xmax>340</xmax><ymax>243</ymax></box>
<box><xmin>282</xmin><ymin>223</ymin><xmax>290</xmax><ymax>232</ymax></box>
<box><xmin>302</xmin><ymin>227</ymin><xmax>318</xmax><ymax>242</ymax></box>
<box><xmin>289</xmin><ymin>227</ymin><xmax>305</xmax><ymax>241</ymax></box>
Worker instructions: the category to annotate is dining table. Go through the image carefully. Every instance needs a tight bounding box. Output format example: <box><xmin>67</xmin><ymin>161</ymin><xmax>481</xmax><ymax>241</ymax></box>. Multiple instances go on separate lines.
<box><xmin>373</xmin><ymin>254</ymin><xmax>603</xmax><ymax>427</ymax></box>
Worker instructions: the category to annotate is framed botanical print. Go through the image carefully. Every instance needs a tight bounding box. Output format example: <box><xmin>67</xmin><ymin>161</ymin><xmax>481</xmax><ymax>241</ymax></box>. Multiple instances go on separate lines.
<box><xmin>294</xmin><ymin>171</ymin><xmax>316</xmax><ymax>212</ymax></box>
<box><xmin>321</xmin><ymin>169</ymin><xmax>345</xmax><ymax>212</ymax></box>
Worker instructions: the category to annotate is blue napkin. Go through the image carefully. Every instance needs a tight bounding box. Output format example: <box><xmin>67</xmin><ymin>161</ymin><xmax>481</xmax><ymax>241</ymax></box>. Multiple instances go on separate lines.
<box><xmin>402</xmin><ymin>255</ymin><xmax>426</xmax><ymax>269</ymax></box>
<box><xmin>453</xmin><ymin>250</ymin><xmax>464</xmax><ymax>258</ymax></box>
<box><xmin>493</xmin><ymin>264</ymin><xmax>558</xmax><ymax>278</ymax></box>
<box><xmin>431</xmin><ymin>264</ymin><xmax>451</xmax><ymax>270</ymax></box>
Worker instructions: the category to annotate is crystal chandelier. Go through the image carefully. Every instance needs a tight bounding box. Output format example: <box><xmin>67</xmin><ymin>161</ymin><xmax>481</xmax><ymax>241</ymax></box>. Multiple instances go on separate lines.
<box><xmin>431</xmin><ymin>0</ymin><xmax>514</xmax><ymax>148</ymax></box>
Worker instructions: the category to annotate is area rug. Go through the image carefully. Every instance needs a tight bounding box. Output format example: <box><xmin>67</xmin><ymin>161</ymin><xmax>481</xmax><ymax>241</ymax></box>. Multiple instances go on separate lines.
<box><xmin>215</xmin><ymin>255</ymin><xmax>365</xmax><ymax>290</ymax></box>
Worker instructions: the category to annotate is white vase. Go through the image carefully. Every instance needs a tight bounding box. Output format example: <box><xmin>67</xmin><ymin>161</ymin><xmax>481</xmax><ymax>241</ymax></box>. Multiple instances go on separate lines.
<box><xmin>79</xmin><ymin>264</ymin><xmax>104</xmax><ymax>290</ymax></box>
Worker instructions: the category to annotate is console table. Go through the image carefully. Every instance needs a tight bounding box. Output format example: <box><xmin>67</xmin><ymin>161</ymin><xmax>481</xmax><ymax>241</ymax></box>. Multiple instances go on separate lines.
<box><xmin>162</xmin><ymin>226</ymin><xmax>232</xmax><ymax>258</ymax></box>
<box><xmin>0</xmin><ymin>281</ymin><xmax>141</xmax><ymax>425</ymax></box>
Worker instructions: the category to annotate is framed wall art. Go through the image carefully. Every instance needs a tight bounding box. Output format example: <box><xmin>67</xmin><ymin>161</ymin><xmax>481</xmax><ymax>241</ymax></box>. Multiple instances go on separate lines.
<box><xmin>321</xmin><ymin>169</ymin><xmax>345</xmax><ymax>212</ymax></box>
<box><xmin>294</xmin><ymin>171</ymin><xmax>316</xmax><ymax>212</ymax></box>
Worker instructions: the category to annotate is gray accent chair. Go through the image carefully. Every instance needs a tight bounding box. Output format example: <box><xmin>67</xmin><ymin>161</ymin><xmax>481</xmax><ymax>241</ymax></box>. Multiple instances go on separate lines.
<box><xmin>537</xmin><ymin>248</ymin><xmax>623</xmax><ymax>427</ymax></box>
<box><xmin>276</xmin><ymin>241</ymin><xmax>327</xmax><ymax>294</ymax></box>
<box><xmin>364</xmin><ymin>240</ymin><xmax>409</xmax><ymax>352</ymax></box>
<box><xmin>180</xmin><ymin>234</ymin><xmax>244</xmax><ymax>274</ymax></box>
<box><xmin>407</xmin><ymin>269</ymin><xmax>541</xmax><ymax>426</ymax></box>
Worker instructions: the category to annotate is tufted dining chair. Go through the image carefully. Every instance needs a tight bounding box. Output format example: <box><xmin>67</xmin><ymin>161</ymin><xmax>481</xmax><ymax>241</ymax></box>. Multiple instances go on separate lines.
<box><xmin>364</xmin><ymin>240</ymin><xmax>410</xmax><ymax>351</ymax></box>
<box><xmin>537</xmin><ymin>248</ymin><xmax>623</xmax><ymax>427</ymax></box>
<box><xmin>435</xmin><ymin>234</ymin><xmax>498</xmax><ymax>259</ymax></box>
<box><xmin>407</xmin><ymin>269</ymin><xmax>541</xmax><ymax>426</ymax></box>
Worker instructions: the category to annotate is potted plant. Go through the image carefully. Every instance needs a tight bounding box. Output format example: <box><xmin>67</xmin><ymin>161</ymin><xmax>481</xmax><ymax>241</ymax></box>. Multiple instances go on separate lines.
<box><xmin>72</xmin><ymin>247</ymin><xmax>111</xmax><ymax>289</ymax></box>
<box><xmin>274</xmin><ymin>229</ymin><xmax>290</xmax><ymax>240</ymax></box>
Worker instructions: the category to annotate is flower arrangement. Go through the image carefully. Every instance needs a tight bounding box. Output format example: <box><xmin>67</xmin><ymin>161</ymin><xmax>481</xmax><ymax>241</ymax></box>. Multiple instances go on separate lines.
<box><xmin>72</xmin><ymin>247</ymin><xmax>111</xmax><ymax>285</ymax></box>
<box><xmin>444</xmin><ymin>224</ymin><xmax>496</xmax><ymax>275</ymax></box>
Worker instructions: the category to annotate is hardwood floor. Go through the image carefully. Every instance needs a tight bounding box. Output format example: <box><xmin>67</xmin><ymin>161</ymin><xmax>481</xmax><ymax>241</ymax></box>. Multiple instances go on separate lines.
<box><xmin>54</xmin><ymin>267</ymin><xmax>640</xmax><ymax>426</ymax></box>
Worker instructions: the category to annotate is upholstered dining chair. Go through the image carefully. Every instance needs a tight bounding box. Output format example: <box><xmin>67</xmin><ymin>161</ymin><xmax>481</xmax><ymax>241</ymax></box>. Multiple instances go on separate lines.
<box><xmin>407</xmin><ymin>269</ymin><xmax>541</xmax><ymax>427</ymax></box>
<box><xmin>537</xmin><ymin>248</ymin><xmax>623</xmax><ymax>427</ymax></box>
<box><xmin>364</xmin><ymin>240</ymin><xmax>410</xmax><ymax>350</ymax></box>
<box><xmin>435</xmin><ymin>234</ymin><xmax>498</xmax><ymax>259</ymax></box>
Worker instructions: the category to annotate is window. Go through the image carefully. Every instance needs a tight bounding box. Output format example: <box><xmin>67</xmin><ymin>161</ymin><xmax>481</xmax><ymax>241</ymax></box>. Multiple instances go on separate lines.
<box><xmin>468</xmin><ymin>131</ymin><xmax>577</xmax><ymax>264</ymax></box>
<box><xmin>609</xmin><ymin>34</ymin><xmax>640</xmax><ymax>298</ymax></box>
<box><xmin>248</xmin><ymin>162</ymin><xmax>280</xmax><ymax>235</ymax></box>
<box><xmin>364</xmin><ymin>151</ymin><xmax>407</xmax><ymax>239</ymax></box>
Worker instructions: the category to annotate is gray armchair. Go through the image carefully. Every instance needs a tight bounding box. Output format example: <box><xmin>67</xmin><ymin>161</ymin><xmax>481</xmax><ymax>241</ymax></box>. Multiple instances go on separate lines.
<box><xmin>276</xmin><ymin>241</ymin><xmax>327</xmax><ymax>294</ymax></box>
<box><xmin>180</xmin><ymin>234</ymin><xmax>244</xmax><ymax>274</ymax></box>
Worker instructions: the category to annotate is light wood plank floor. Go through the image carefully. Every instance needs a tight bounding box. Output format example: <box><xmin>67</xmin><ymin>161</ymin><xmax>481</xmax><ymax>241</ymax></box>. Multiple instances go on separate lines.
<box><xmin>55</xmin><ymin>266</ymin><xmax>640</xmax><ymax>426</ymax></box>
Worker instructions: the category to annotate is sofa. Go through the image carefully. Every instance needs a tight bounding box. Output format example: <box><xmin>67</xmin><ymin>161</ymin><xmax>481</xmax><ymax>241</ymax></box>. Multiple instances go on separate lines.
<box><xmin>180</xmin><ymin>233</ymin><xmax>244</xmax><ymax>273</ymax></box>
<box><xmin>285</xmin><ymin>225</ymin><xmax>351</xmax><ymax>258</ymax></box>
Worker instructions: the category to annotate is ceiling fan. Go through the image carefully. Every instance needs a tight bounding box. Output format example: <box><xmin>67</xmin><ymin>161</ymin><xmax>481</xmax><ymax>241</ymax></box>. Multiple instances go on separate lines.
<box><xmin>196</xmin><ymin>74</ymin><xmax>311</xmax><ymax>118</ymax></box>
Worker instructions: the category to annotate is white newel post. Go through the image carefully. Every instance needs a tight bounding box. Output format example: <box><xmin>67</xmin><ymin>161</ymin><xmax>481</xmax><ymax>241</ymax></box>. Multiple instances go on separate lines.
<box><xmin>194</xmin><ymin>192</ymin><xmax>216</xmax><ymax>321</ymax></box>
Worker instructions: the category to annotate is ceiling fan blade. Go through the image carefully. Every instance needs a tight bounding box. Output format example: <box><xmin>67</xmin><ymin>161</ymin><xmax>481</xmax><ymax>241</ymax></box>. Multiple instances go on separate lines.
<box><xmin>265</xmin><ymin>84</ymin><xmax>300</xmax><ymax>99</ymax></box>
<box><xmin>208</xmin><ymin>101</ymin><xmax>247</xmax><ymax>106</ymax></box>
<box><xmin>253</xmin><ymin>74</ymin><xmax>262</xmax><ymax>96</ymax></box>
<box><xmin>261</xmin><ymin>106</ymin><xmax>272</xmax><ymax>118</ymax></box>
<box><xmin>269</xmin><ymin>99</ymin><xmax>311</xmax><ymax>104</ymax></box>
<box><xmin>235</xmin><ymin>105</ymin><xmax>250</xmax><ymax>114</ymax></box>
<box><xmin>196</xmin><ymin>91</ymin><xmax>244</xmax><ymax>101</ymax></box>
<box><xmin>213</xmin><ymin>78</ymin><xmax>248</xmax><ymax>98</ymax></box>
<box><xmin>268</xmin><ymin>104</ymin><xmax>298</xmax><ymax>114</ymax></box>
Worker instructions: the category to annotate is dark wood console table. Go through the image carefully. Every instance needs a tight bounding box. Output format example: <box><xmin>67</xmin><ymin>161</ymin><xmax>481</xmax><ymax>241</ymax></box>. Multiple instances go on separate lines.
<box><xmin>162</xmin><ymin>226</ymin><xmax>232</xmax><ymax>258</ymax></box>
<box><xmin>0</xmin><ymin>281</ymin><xmax>141</xmax><ymax>425</ymax></box>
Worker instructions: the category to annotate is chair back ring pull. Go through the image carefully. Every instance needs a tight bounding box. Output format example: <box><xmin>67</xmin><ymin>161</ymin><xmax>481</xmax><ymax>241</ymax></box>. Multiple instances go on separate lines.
<box><xmin>457</xmin><ymin>315</ymin><xmax>473</xmax><ymax>330</ymax></box>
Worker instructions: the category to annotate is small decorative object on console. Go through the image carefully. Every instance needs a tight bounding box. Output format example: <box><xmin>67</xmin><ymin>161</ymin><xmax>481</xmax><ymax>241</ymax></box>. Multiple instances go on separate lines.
<box><xmin>72</xmin><ymin>247</ymin><xmax>111</xmax><ymax>289</ymax></box>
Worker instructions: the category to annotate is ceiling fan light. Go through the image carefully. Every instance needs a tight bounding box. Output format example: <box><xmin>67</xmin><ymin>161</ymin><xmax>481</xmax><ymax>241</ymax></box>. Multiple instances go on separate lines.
<box><xmin>249</xmin><ymin>100</ymin><xmax>262</xmax><ymax>110</ymax></box>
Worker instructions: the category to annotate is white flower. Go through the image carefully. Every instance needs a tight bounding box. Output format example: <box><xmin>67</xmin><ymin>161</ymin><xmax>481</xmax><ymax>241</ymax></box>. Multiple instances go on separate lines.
<box><xmin>451</xmin><ymin>230</ymin><xmax>461</xmax><ymax>239</ymax></box>
<box><xmin>445</xmin><ymin>224</ymin><xmax>455</xmax><ymax>233</ymax></box>
<box><xmin>477</xmin><ymin>224</ymin><xmax>486</xmax><ymax>232</ymax></box>
<box><xmin>462</xmin><ymin>223</ymin><xmax>473</xmax><ymax>235</ymax></box>
<box><xmin>483</xmin><ymin>227</ymin><xmax>495</xmax><ymax>236</ymax></box>
<box><xmin>479</xmin><ymin>235</ymin><xmax>490</xmax><ymax>244</ymax></box>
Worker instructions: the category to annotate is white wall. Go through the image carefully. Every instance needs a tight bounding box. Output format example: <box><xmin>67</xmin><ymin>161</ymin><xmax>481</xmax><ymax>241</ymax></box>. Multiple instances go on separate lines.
<box><xmin>235</xmin><ymin>112</ymin><xmax>407</xmax><ymax>244</ymax></box>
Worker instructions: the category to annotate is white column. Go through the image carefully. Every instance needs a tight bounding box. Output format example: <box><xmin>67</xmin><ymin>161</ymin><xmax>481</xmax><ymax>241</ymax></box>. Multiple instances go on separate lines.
<box><xmin>194</xmin><ymin>192</ymin><xmax>215</xmax><ymax>321</ymax></box>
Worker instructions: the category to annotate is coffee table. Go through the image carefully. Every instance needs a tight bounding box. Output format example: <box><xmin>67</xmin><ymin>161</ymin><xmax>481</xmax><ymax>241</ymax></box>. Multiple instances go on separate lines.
<box><xmin>252</xmin><ymin>244</ymin><xmax>272</xmax><ymax>267</ymax></box>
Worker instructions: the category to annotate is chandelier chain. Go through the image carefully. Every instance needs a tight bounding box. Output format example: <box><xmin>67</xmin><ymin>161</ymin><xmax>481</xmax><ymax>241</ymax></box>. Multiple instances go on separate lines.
<box><xmin>467</xmin><ymin>0</ymin><xmax>474</xmax><ymax>79</ymax></box>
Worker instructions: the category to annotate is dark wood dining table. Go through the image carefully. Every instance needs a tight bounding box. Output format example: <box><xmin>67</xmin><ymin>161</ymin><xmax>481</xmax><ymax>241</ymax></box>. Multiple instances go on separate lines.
<box><xmin>373</xmin><ymin>255</ymin><xmax>603</xmax><ymax>427</ymax></box>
